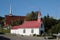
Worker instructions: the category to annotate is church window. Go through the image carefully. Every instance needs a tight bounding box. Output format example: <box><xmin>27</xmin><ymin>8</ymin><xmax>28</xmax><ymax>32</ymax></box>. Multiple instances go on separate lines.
<box><xmin>23</xmin><ymin>29</ymin><xmax>25</xmax><ymax>33</ymax></box>
<box><xmin>31</xmin><ymin>29</ymin><xmax>33</xmax><ymax>33</ymax></box>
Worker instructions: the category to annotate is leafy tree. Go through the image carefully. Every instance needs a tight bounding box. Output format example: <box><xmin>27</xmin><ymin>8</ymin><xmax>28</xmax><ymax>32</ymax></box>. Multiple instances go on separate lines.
<box><xmin>57</xmin><ymin>19</ymin><xmax>60</xmax><ymax>23</ymax></box>
<box><xmin>49</xmin><ymin>22</ymin><xmax>60</xmax><ymax>34</ymax></box>
<box><xmin>11</xmin><ymin>19</ymin><xmax>24</xmax><ymax>26</ymax></box>
<box><xmin>0</xmin><ymin>16</ymin><xmax>4</xmax><ymax>27</ymax></box>
<box><xmin>25</xmin><ymin>11</ymin><xmax>38</xmax><ymax>21</ymax></box>
<box><xmin>0</xmin><ymin>16</ymin><xmax>5</xmax><ymax>32</ymax></box>
<box><xmin>43</xmin><ymin>15</ymin><xmax>58</xmax><ymax>33</ymax></box>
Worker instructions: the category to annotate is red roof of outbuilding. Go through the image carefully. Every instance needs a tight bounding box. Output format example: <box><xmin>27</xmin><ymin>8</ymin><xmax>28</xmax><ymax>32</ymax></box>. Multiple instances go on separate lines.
<box><xmin>12</xmin><ymin>20</ymin><xmax>42</xmax><ymax>29</ymax></box>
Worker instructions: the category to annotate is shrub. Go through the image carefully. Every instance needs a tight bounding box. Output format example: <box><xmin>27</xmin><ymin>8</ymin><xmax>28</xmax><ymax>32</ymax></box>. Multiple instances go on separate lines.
<box><xmin>33</xmin><ymin>34</ymin><xmax>36</xmax><ymax>36</ymax></box>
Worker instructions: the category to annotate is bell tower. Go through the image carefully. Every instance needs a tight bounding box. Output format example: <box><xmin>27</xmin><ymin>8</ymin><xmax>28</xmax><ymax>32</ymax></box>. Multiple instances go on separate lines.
<box><xmin>37</xmin><ymin>11</ymin><xmax>41</xmax><ymax>22</ymax></box>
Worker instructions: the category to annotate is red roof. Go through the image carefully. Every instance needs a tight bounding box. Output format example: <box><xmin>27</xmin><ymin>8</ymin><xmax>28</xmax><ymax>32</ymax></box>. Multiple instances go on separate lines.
<box><xmin>12</xmin><ymin>20</ymin><xmax>42</xmax><ymax>29</ymax></box>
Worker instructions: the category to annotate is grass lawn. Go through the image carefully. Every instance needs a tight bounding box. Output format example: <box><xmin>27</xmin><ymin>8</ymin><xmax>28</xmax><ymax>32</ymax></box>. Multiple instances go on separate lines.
<box><xmin>0</xmin><ymin>29</ymin><xmax>10</xmax><ymax>34</ymax></box>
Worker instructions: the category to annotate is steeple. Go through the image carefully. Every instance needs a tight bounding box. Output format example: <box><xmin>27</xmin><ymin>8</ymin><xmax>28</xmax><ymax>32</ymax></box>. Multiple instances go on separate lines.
<box><xmin>9</xmin><ymin>3</ymin><xmax>12</xmax><ymax>16</ymax></box>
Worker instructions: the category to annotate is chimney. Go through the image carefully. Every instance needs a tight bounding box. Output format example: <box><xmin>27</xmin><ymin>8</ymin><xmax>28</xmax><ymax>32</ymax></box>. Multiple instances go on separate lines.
<box><xmin>37</xmin><ymin>11</ymin><xmax>41</xmax><ymax>22</ymax></box>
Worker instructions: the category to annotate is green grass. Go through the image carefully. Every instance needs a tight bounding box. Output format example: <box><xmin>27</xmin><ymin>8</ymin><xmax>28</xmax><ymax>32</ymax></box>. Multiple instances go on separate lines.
<box><xmin>0</xmin><ymin>29</ymin><xmax>10</xmax><ymax>33</ymax></box>
<box><xmin>3</xmin><ymin>29</ymin><xmax>10</xmax><ymax>33</ymax></box>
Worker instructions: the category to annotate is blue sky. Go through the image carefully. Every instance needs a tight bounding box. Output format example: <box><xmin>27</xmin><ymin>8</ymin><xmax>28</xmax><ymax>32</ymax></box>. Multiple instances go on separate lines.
<box><xmin>0</xmin><ymin>0</ymin><xmax>60</xmax><ymax>19</ymax></box>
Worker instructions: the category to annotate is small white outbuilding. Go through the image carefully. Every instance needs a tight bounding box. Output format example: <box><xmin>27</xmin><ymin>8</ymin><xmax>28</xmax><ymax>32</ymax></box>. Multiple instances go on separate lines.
<box><xmin>11</xmin><ymin>11</ymin><xmax>44</xmax><ymax>36</ymax></box>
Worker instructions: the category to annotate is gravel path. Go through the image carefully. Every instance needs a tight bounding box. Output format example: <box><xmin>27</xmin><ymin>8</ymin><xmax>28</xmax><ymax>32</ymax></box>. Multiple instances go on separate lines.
<box><xmin>0</xmin><ymin>34</ymin><xmax>59</xmax><ymax>40</ymax></box>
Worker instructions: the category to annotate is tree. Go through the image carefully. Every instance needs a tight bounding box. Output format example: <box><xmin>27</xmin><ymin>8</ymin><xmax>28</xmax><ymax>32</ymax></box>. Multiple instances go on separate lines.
<box><xmin>43</xmin><ymin>15</ymin><xmax>58</xmax><ymax>33</ymax></box>
<box><xmin>11</xmin><ymin>19</ymin><xmax>24</xmax><ymax>26</ymax></box>
<box><xmin>0</xmin><ymin>16</ymin><xmax>5</xmax><ymax>32</ymax></box>
<box><xmin>0</xmin><ymin>16</ymin><xmax>4</xmax><ymax>27</ymax></box>
<box><xmin>25</xmin><ymin>11</ymin><xmax>38</xmax><ymax>21</ymax></box>
<box><xmin>49</xmin><ymin>22</ymin><xmax>60</xmax><ymax>34</ymax></box>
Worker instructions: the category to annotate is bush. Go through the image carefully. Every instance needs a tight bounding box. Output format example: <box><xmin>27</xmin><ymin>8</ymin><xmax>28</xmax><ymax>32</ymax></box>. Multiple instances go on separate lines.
<box><xmin>33</xmin><ymin>34</ymin><xmax>36</xmax><ymax>36</ymax></box>
<box><xmin>37</xmin><ymin>35</ymin><xmax>41</xmax><ymax>37</ymax></box>
<box><xmin>0</xmin><ymin>32</ymin><xmax>4</xmax><ymax>34</ymax></box>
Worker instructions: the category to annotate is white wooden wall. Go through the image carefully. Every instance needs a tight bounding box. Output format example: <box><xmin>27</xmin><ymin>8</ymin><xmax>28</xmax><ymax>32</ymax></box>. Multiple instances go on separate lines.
<box><xmin>11</xmin><ymin>28</ymin><xmax>40</xmax><ymax>35</ymax></box>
